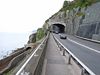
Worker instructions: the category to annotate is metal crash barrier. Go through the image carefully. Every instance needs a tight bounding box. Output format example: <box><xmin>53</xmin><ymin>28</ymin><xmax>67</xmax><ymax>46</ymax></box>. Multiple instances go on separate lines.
<box><xmin>16</xmin><ymin>34</ymin><xmax>49</xmax><ymax>75</ymax></box>
<box><xmin>53</xmin><ymin>34</ymin><xmax>95</xmax><ymax>75</ymax></box>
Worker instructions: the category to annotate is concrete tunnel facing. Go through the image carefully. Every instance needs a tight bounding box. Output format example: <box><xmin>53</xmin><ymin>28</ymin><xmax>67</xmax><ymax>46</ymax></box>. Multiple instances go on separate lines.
<box><xmin>51</xmin><ymin>24</ymin><xmax>65</xmax><ymax>33</ymax></box>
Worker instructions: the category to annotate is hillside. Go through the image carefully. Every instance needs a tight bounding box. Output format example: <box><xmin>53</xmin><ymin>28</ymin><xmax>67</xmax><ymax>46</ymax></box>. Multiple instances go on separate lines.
<box><xmin>46</xmin><ymin>0</ymin><xmax>100</xmax><ymax>41</ymax></box>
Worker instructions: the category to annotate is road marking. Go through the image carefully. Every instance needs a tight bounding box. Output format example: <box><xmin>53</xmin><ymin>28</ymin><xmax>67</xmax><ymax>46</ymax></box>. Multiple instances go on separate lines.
<box><xmin>68</xmin><ymin>38</ymin><xmax>100</xmax><ymax>54</ymax></box>
<box><xmin>53</xmin><ymin>35</ymin><xmax>96</xmax><ymax>75</ymax></box>
<box><xmin>20</xmin><ymin>70</ymin><xmax>30</xmax><ymax>75</ymax></box>
<box><xmin>34</xmin><ymin>53</ymin><xmax>39</xmax><ymax>57</ymax></box>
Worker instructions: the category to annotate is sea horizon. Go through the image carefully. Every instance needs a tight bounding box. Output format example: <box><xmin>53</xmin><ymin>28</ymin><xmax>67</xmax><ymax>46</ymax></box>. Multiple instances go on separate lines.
<box><xmin>0</xmin><ymin>32</ymin><xmax>33</xmax><ymax>59</ymax></box>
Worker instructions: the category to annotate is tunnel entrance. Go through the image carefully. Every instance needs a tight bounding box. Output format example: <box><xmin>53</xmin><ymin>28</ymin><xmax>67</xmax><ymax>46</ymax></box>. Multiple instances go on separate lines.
<box><xmin>52</xmin><ymin>24</ymin><xmax>65</xmax><ymax>33</ymax></box>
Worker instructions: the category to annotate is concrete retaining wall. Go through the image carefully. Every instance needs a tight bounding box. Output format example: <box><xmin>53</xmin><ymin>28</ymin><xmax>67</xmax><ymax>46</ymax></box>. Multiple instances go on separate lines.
<box><xmin>0</xmin><ymin>50</ymin><xmax>29</xmax><ymax>74</ymax></box>
<box><xmin>0</xmin><ymin>47</ymin><xmax>31</xmax><ymax>74</ymax></box>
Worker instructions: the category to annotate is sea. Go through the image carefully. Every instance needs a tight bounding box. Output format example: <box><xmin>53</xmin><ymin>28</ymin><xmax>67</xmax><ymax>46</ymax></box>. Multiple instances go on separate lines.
<box><xmin>0</xmin><ymin>32</ymin><xmax>31</xmax><ymax>60</ymax></box>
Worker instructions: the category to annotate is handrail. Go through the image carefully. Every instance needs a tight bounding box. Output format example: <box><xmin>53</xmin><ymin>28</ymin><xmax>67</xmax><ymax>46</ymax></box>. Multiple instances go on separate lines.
<box><xmin>75</xmin><ymin>35</ymin><xmax>100</xmax><ymax>44</ymax></box>
<box><xmin>53</xmin><ymin>34</ymin><xmax>96</xmax><ymax>75</ymax></box>
<box><xmin>16</xmin><ymin>34</ymin><xmax>49</xmax><ymax>75</ymax></box>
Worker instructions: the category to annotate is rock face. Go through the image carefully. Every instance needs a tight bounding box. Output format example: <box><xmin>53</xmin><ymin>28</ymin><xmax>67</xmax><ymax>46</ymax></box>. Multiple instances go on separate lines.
<box><xmin>77</xmin><ymin>2</ymin><xmax>100</xmax><ymax>40</ymax></box>
<box><xmin>28</xmin><ymin>33</ymin><xmax>36</xmax><ymax>44</ymax></box>
<box><xmin>48</xmin><ymin>1</ymin><xmax>100</xmax><ymax>41</ymax></box>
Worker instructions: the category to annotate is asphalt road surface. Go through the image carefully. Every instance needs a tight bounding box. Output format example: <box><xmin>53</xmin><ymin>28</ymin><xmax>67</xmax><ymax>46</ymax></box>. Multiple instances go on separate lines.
<box><xmin>53</xmin><ymin>33</ymin><xmax>100</xmax><ymax>75</ymax></box>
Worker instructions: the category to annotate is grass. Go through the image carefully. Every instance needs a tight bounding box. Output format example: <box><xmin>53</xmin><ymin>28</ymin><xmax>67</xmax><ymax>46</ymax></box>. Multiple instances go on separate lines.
<box><xmin>60</xmin><ymin>0</ymin><xmax>100</xmax><ymax>12</ymax></box>
<box><xmin>3</xmin><ymin>69</ymin><xmax>14</xmax><ymax>75</ymax></box>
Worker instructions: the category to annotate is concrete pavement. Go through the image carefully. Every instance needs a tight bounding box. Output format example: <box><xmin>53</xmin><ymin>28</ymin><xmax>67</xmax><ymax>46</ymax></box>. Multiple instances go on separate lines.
<box><xmin>41</xmin><ymin>34</ymin><xmax>79</xmax><ymax>75</ymax></box>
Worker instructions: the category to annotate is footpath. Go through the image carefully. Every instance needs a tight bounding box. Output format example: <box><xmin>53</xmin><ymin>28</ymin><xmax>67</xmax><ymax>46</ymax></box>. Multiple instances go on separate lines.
<box><xmin>41</xmin><ymin>34</ymin><xmax>79</xmax><ymax>75</ymax></box>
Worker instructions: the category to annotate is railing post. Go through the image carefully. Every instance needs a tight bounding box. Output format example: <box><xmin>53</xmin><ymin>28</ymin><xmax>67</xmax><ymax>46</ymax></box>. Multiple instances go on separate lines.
<box><xmin>59</xmin><ymin>45</ymin><xmax>62</xmax><ymax>51</ymax></box>
<box><xmin>57</xmin><ymin>42</ymin><xmax>59</xmax><ymax>47</ymax></box>
<box><xmin>41</xmin><ymin>44</ymin><xmax>44</xmax><ymax>48</ymax></box>
<box><xmin>63</xmin><ymin>49</ymin><xmax>65</xmax><ymax>56</ymax></box>
<box><xmin>81</xmin><ymin>68</ymin><xmax>85</xmax><ymax>75</ymax></box>
<box><xmin>58</xmin><ymin>44</ymin><xmax>60</xmax><ymax>49</ymax></box>
<box><xmin>68</xmin><ymin>54</ymin><xmax>71</xmax><ymax>64</ymax></box>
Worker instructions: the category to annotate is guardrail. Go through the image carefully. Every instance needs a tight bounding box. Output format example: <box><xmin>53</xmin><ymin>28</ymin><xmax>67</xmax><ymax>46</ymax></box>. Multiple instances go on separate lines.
<box><xmin>53</xmin><ymin>34</ymin><xmax>96</xmax><ymax>75</ymax></box>
<box><xmin>75</xmin><ymin>35</ymin><xmax>100</xmax><ymax>44</ymax></box>
<box><xmin>16</xmin><ymin>34</ymin><xmax>49</xmax><ymax>75</ymax></box>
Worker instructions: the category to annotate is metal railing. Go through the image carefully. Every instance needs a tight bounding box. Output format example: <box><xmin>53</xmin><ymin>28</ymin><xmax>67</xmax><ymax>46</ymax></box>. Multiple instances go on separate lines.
<box><xmin>53</xmin><ymin>34</ymin><xmax>96</xmax><ymax>75</ymax></box>
<box><xmin>16</xmin><ymin>34</ymin><xmax>49</xmax><ymax>75</ymax></box>
<box><xmin>75</xmin><ymin>35</ymin><xmax>100</xmax><ymax>44</ymax></box>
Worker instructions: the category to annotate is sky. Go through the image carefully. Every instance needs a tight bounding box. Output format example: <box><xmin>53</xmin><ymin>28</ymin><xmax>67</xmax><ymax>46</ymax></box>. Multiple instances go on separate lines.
<box><xmin>0</xmin><ymin>0</ymin><xmax>73</xmax><ymax>33</ymax></box>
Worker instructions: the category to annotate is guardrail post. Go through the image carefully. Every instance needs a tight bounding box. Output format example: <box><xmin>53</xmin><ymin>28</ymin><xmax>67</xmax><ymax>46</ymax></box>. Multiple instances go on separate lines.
<box><xmin>58</xmin><ymin>44</ymin><xmax>60</xmax><ymax>49</ymax></box>
<box><xmin>81</xmin><ymin>68</ymin><xmax>85</xmax><ymax>75</ymax></box>
<box><xmin>68</xmin><ymin>54</ymin><xmax>71</xmax><ymax>64</ymax></box>
<box><xmin>56</xmin><ymin>41</ymin><xmax>59</xmax><ymax>47</ymax></box>
<box><xmin>63</xmin><ymin>49</ymin><xmax>65</xmax><ymax>56</ymax></box>
<box><xmin>41</xmin><ymin>44</ymin><xmax>44</xmax><ymax>48</ymax></box>
<box><xmin>59</xmin><ymin>45</ymin><xmax>62</xmax><ymax>51</ymax></box>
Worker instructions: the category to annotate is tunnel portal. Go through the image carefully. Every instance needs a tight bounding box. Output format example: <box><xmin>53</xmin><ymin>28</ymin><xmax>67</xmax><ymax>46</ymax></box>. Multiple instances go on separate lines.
<box><xmin>52</xmin><ymin>24</ymin><xmax>65</xmax><ymax>33</ymax></box>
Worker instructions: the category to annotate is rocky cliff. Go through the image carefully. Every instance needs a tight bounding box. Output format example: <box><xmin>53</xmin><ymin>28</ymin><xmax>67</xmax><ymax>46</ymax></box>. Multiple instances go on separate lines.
<box><xmin>47</xmin><ymin>0</ymin><xmax>100</xmax><ymax>41</ymax></box>
<box><xmin>28</xmin><ymin>33</ymin><xmax>36</xmax><ymax>44</ymax></box>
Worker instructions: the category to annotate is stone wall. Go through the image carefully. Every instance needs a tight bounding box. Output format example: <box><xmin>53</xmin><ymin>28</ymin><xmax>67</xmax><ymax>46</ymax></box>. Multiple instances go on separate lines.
<box><xmin>0</xmin><ymin>51</ymin><xmax>27</xmax><ymax>74</ymax></box>
<box><xmin>76</xmin><ymin>2</ymin><xmax>100</xmax><ymax>40</ymax></box>
<box><xmin>0</xmin><ymin>48</ymin><xmax>27</xmax><ymax>74</ymax></box>
<box><xmin>48</xmin><ymin>2</ymin><xmax>100</xmax><ymax>41</ymax></box>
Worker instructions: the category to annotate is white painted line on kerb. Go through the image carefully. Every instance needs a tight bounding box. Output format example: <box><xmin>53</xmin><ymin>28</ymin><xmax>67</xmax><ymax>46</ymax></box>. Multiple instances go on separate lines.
<box><xmin>68</xmin><ymin>38</ymin><xmax>100</xmax><ymax>54</ymax></box>
<box><xmin>16</xmin><ymin>37</ymin><xmax>47</xmax><ymax>75</ymax></box>
<box><xmin>53</xmin><ymin>35</ymin><xmax>96</xmax><ymax>75</ymax></box>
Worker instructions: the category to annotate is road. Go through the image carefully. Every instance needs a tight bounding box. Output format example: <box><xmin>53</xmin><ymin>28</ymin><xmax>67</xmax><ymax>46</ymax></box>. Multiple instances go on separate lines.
<box><xmin>53</xmin><ymin>33</ymin><xmax>100</xmax><ymax>75</ymax></box>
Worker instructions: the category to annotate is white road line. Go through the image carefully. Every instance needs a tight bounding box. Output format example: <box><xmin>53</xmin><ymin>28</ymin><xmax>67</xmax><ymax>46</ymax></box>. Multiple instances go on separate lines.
<box><xmin>53</xmin><ymin>35</ymin><xmax>96</xmax><ymax>75</ymax></box>
<box><xmin>68</xmin><ymin>38</ymin><xmax>100</xmax><ymax>54</ymax></box>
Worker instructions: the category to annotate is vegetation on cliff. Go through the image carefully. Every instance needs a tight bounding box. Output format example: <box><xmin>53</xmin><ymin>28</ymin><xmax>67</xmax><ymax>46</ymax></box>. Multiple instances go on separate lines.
<box><xmin>48</xmin><ymin>0</ymin><xmax>100</xmax><ymax>24</ymax></box>
<box><xmin>46</xmin><ymin>0</ymin><xmax>100</xmax><ymax>40</ymax></box>
<box><xmin>60</xmin><ymin>0</ymin><xmax>99</xmax><ymax>11</ymax></box>
<box><xmin>36</xmin><ymin>28</ymin><xmax>45</xmax><ymax>41</ymax></box>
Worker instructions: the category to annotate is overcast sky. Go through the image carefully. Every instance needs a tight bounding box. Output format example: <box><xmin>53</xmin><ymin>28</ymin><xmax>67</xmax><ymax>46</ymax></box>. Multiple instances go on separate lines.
<box><xmin>0</xmin><ymin>0</ymin><xmax>73</xmax><ymax>33</ymax></box>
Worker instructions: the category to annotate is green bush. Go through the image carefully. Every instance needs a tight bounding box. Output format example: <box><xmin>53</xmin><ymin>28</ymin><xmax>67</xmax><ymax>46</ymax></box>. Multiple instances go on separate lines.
<box><xmin>36</xmin><ymin>28</ymin><xmax>45</xmax><ymax>41</ymax></box>
<box><xmin>63</xmin><ymin>1</ymin><xmax>68</xmax><ymax>8</ymax></box>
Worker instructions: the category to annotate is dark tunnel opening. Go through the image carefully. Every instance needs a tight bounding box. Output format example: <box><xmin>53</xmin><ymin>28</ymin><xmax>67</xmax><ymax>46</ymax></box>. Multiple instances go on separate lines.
<box><xmin>52</xmin><ymin>24</ymin><xmax>65</xmax><ymax>33</ymax></box>
<box><xmin>25</xmin><ymin>47</ymin><xmax>31</xmax><ymax>50</ymax></box>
